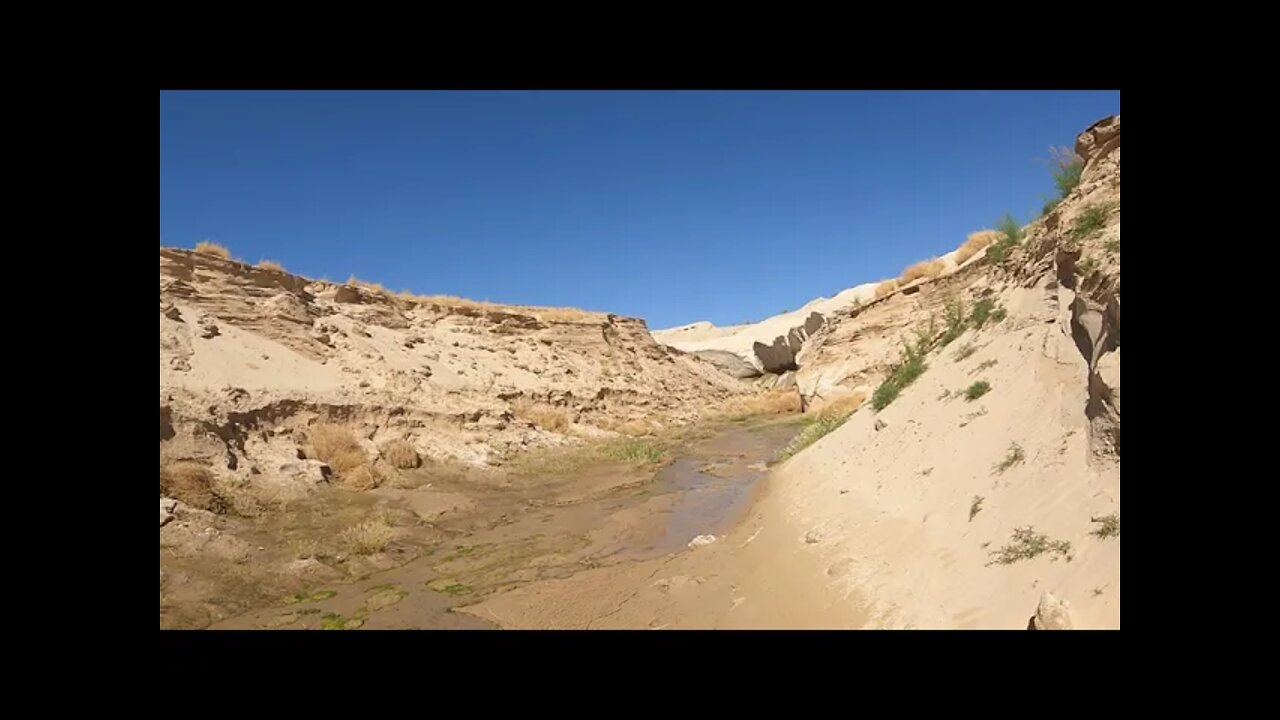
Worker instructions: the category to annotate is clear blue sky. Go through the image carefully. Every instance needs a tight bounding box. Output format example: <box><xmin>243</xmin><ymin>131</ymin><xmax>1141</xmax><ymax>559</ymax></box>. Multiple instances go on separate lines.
<box><xmin>160</xmin><ymin>90</ymin><xmax>1119</xmax><ymax>329</ymax></box>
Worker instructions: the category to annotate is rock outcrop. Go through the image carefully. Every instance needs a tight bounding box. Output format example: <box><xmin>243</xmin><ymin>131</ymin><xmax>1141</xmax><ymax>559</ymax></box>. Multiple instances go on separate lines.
<box><xmin>160</xmin><ymin>248</ymin><xmax>751</xmax><ymax>495</ymax></box>
<box><xmin>750</xmin><ymin>311</ymin><xmax>825</xmax><ymax>374</ymax></box>
<box><xmin>692</xmin><ymin>350</ymin><xmax>761</xmax><ymax>379</ymax></box>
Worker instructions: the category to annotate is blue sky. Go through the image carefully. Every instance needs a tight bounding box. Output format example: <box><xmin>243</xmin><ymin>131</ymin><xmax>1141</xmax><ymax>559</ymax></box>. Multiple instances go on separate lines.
<box><xmin>160</xmin><ymin>90</ymin><xmax>1119</xmax><ymax>329</ymax></box>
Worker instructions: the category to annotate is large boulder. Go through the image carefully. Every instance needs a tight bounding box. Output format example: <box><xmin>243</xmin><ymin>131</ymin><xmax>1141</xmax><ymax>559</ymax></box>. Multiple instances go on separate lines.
<box><xmin>753</xmin><ymin>336</ymin><xmax>798</xmax><ymax>373</ymax></box>
<box><xmin>692</xmin><ymin>350</ymin><xmax>760</xmax><ymax>379</ymax></box>
<box><xmin>803</xmin><ymin>311</ymin><xmax>824</xmax><ymax>336</ymax></box>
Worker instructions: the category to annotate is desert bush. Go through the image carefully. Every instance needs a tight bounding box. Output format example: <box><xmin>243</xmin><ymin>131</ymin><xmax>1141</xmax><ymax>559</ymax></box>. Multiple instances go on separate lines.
<box><xmin>1090</xmin><ymin>513</ymin><xmax>1120</xmax><ymax>540</ymax></box>
<box><xmin>256</xmin><ymin>259</ymin><xmax>286</xmax><ymax>272</ymax></box>
<box><xmin>160</xmin><ymin>461</ymin><xmax>224</xmax><ymax>512</ymax></box>
<box><xmin>987</xmin><ymin>213</ymin><xmax>1022</xmax><ymax>264</ymax></box>
<box><xmin>874</xmin><ymin>279</ymin><xmax>899</xmax><ymax>299</ymax></box>
<box><xmin>194</xmin><ymin>241</ymin><xmax>231</xmax><ymax>259</ymax></box>
<box><xmin>339</xmin><ymin>517</ymin><xmax>396</xmax><ymax>555</ymax></box>
<box><xmin>987</xmin><ymin>526</ymin><xmax>1073</xmax><ymax>565</ymax></box>
<box><xmin>309</xmin><ymin>423</ymin><xmax>368</xmax><ymax>475</ymax></box>
<box><xmin>1049</xmin><ymin>146</ymin><xmax>1084</xmax><ymax>199</ymax></box>
<box><xmin>994</xmin><ymin>442</ymin><xmax>1025</xmax><ymax>473</ymax></box>
<box><xmin>379</xmin><ymin>439</ymin><xmax>421</xmax><ymax>469</ymax></box>
<box><xmin>872</xmin><ymin>341</ymin><xmax>928</xmax><ymax>411</ymax></box>
<box><xmin>963</xmin><ymin>380</ymin><xmax>991</xmax><ymax>401</ymax></box>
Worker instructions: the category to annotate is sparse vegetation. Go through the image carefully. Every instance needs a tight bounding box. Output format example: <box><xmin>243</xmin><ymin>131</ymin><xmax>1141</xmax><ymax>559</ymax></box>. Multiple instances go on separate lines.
<box><xmin>987</xmin><ymin>526</ymin><xmax>1073</xmax><ymax>565</ymax></box>
<box><xmin>874</xmin><ymin>279</ymin><xmax>899</xmax><ymax>299</ymax></box>
<box><xmin>986</xmin><ymin>213</ymin><xmax>1022</xmax><ymax>264</ymax></box>
<box><xmin>900</xmin><ymin>258</ymin><xmax>945</xmax><ymax>284</ymax></box>
<box><xmin>972</xmin><ymin>359</ymin><xmax>999</xmax><ymax>374</ymax></box>
<box><xmin>994</xmin><ymin>442</ymin><xmax>1025</xmax><ymax>473</ymax></box>
<box><xmin>379</xmin><ymin>439</ymin><xmax>421</xmax><ymax>469</ymax></box>
<box><xmin>319</xmin><ymin>612</ymin><xmax>362</xmax><ymax>630</ymax></box>
<box><xmin>913</xmin><ymin>314</ymin><xmax>939</xmax><ymax>352</ymax></box>
<box><xmin>427</xmin><ymin>578</ymin><xmax>474</xmax><ymax>595</ymax></box>
<box><xmin>511</xmin><ymin>398</ymin><xmax>572</xmax><ymax>432</ymax></box>
<box><xmin>1072</xmin><ymin>203</ymin><xmax>1112</xmax><ymax>240</ymax></box>
<box><xmin>778</xmin><ymin>394</ymin><xmax>866</xmax><ymax>460</ymax></box>
<box><xmin>256</xmin><ymin>259</ymin><xmax>286</xmax><ymax>272</ymax></box>
<box><xmin>599</xmin><ymin>437</ymin><xmax>667</xmax><ymax>464</ymax></box>
<box><xmin>969</xmin><ymin>297</ymin><xmax>997</xmax><ymax>328</ymax></box>
<box><xmin>194</xmin><ymin>240</ymin><xmax>231</xmax><ymax>259</ymax></box>
<box><xmin>1041</xmin><ymin>197</ymin><xmax>1060</xmax><ymax>217</ymax></box>
<box><xmin>1077</xmin><ymin>256</ymin><xmax>1100</xmax><ymax>277</ymax></box>
<box><xmin>990</xmin><ymin>307</ymin><xmax>1007</xmax><ymax>323</ymax></box>
<box><xmin>1049</xmin><ymin>146</ymin><xmax>1084</xmax><ymax>199</ymax></box>
<box><xmin>779</xmin><ymin>414</ymin><xmax>846</xmax><ymax>461</ymax></box>
<box><xmin>954</xmin><ymin>343</ymin><xmax>978</xmax><ymax>361</ymax></box>
<box><xmin>1104</xmin><ymin>238</ymin><xmax>1120</xmax><ymax>254</ymax></box>
<box><xmin>955</xmin><ymin>230</ymin><xmax>1002</xmax><ymax>265</ymax></box>
<box><xmin>939</xmin><ymin>296</ymin><xmax>967</xmax><ymax>346</ymax></box>
<box><xmin>1089</xmin><ymin>513</ymin><xmax>1120</xmax><ymax>540</ymax></box>
<box><xmin>872</xmin><ymin>340</ymin><xmax>928</xmax><ymax>411</ymax></box>
<box><xmin>339</xmin><ymin>517</ymin><xmax>396</xmax><ymax>555</ymax></box>
<box><xmin>512</xmin><ymin>435</ymin><xmax>669</xmax><ymax>476</ymax></box>
<box><xmin>964</xmin><ymin>380</ymin><xmax>991</xmax><ymax>401</ymax></box>
<box><xmin>969</xmin><ymin>496</ymin><xmax>984</xmax><ymax>522</ymax></box>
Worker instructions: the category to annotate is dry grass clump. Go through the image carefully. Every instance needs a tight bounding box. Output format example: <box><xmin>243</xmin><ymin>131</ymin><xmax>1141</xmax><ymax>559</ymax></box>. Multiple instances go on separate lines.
<box><xmin>812</xmin><ymin>392</ymin><xmax>866</xmax><ymax>420</ymax></box>
<box><xmin>900</xmin><ymin>258</ymin><xmax>946</xmax><ymax>284</ymax></box>
<box><xmin>256</xmin><ymin>259</ymin><xmax>286</xmax><ymax>272</ymax></box>
<box><xmin>955</xmin><ymin>230</ymin><xmax>1002</xmax><ymax>264</ymax></box>
<box><xmin>392</xmin><ymin>291</ymin><xmax>600</xmax><ymax>322</ymax></box>
<box><xmin>309</xmin><ymin>423</ymin><xmax>379</xmax><ymax>488</ymax></box>
<box><xmin>720</xmin><ymin>389</ymin><xmax>803</xmax><ymax>420</ymax></box>
<box><xmin>346</xmin><ymin>275</ymin><xmax>388</xmax><ymax>296</ymax></box>
<box><xmin>160</xmin><ymin>461</ymin><xmax>223</xmax><ymax>512</ymax></box>
<box><xmin>512</xmin><ymin>398</ymin><xmax>573</xmax><ymax>432</ymax></box>
<box><xmin>194</xmin><ymin>241</ymin><xmax>231</xmax><ymax>259</ymax></box>
<box><xmin>535</xmin><ymin>307</ymin><xmax>600</xmax><ymax>322</ymax></box>
<box><xmin>874</xmin><ymin>279</ymin><xmax>900</xmax><ymax>299</ymax></box>
<box><xmin>379</xmin><ymin>439</ymin><xmax>421</xmax><ymax>469</ymax></box>
<box><xmin>341</xmin><ymin>464</ymin><xmax>382</xmax><ymax>491</ymax></box>
<box><xmin>339</xmin><ymin>517</ymin><xmax>396</xmax><ymax>555</ymax></box>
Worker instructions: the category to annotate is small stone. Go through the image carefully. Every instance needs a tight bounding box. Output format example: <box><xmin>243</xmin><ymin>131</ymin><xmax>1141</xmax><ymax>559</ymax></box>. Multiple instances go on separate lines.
<box><xmin>804</xmin><ymin>531</ymin><xmax>822</xmax><ymax>544</ymax></box>
<box><xmin>874</xmin><ymin>419</ymin><xmax>887</xmax><ymax>431</ymax></box>
<box><xmin>687</xmin><ymin>534</ymin><xmax>717</xmax><ymax>548</ymax></box>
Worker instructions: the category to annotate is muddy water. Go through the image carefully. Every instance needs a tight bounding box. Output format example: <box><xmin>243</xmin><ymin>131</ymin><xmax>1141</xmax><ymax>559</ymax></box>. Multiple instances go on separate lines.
<box><xmin>201</xmin><ymin>417</ymin><xmax>802</xmax><ymax>630</ymax></box>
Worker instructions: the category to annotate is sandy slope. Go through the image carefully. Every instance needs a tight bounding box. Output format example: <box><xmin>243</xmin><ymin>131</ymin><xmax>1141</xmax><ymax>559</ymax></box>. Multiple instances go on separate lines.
<box><xmin>462</xmin><ymin>114</ymin><xmax>1121</xmax><ymax>629</ymax></box>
